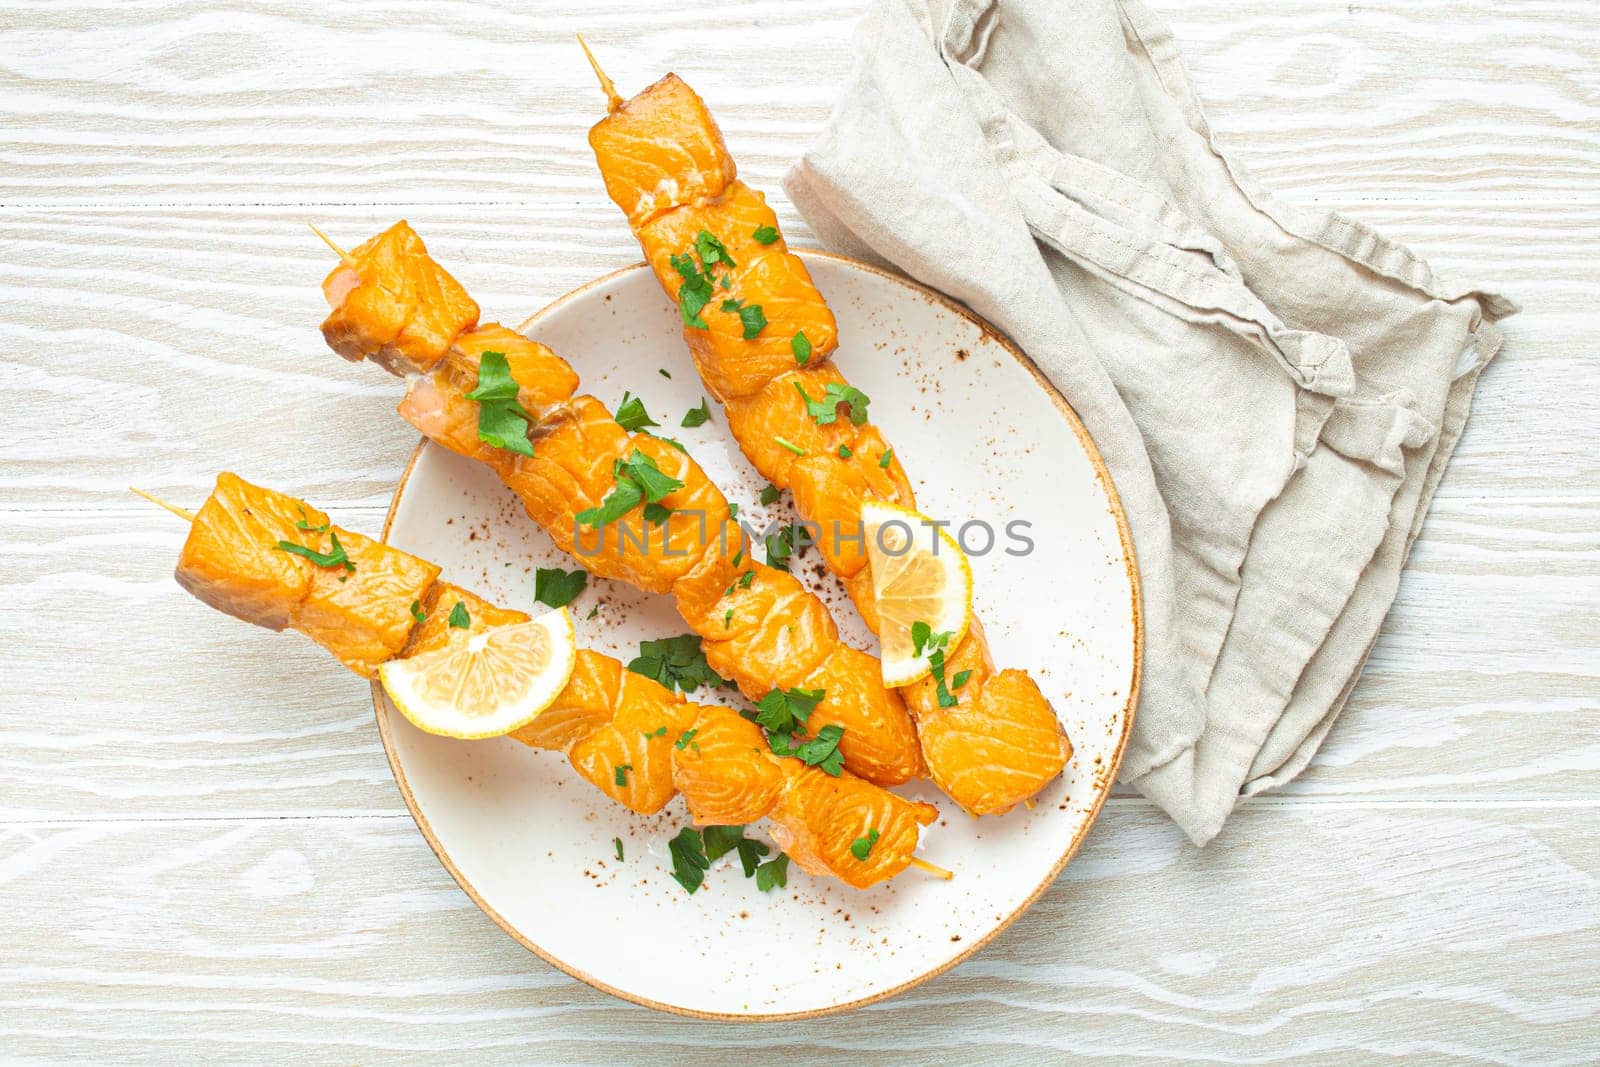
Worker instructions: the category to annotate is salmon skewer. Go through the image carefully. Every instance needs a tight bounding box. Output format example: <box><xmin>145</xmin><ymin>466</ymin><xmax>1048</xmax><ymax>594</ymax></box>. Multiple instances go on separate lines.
<box><xmin>309</xmin><ymin>220</ymin><xmax>924</xmax><ymax>789</ymax></box>
<box><xmin>139</xmin><ymin>473</ymin><xmax>941</xmax><ymax>889</ymax></box>
<box><xmin>581</xmin><ymin>50</ymin><xmax>1072</xmax><ymax>816</ymax></box>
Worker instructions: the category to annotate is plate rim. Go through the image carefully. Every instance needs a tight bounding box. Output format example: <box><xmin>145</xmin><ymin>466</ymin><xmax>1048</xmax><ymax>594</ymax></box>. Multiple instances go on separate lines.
<box><xmin>369</xmin><ymin>250</ymin><xmax>1144</xmax><ymax>1022</ymax></box>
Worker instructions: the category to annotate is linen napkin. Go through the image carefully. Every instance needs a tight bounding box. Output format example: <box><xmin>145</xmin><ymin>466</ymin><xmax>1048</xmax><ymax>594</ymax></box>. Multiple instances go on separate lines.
<box><xmin>784</xmin><ymin>0</ymin><xmax>1516</xmax><ymax>844</ymax></box>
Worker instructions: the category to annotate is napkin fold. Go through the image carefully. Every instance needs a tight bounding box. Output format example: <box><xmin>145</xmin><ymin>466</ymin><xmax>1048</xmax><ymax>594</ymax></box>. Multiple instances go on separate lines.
<box><xmin>785</xmin><ymin>0</ymin><xmax>1516</xmax><ymax>844</ymax></box>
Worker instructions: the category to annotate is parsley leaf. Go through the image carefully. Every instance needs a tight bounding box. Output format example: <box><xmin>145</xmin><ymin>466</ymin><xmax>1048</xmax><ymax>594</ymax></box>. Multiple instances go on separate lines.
<box><xmin>737</xmin><ymin>303</ymin><xmax>767</xmax><ymax>340</ymax></box>
<box><xmin>643</xmin><ymin>501</ymin><xmax>671</xmax><ymax>524</ymax></box>
<box><xmin>465</xmin><ymin>351</ymin><xmax>536</xmax><ymax>457</ymax></box>
<box><xmin>754</xmin><ymin>687</ymin><xmax>825</xmax><ymax>736</ymax></box>
<box><xmin>448</xmin><ymin>601</ymin><xmax>471</xmax><ymax>629</ymax></box>
<box><xmin>756</xmin><ymin>853</ymin><xmax>790</xmax><ymax>891</ymax></box>
<box><xmin>879</xmin><ymin>448</ymin><xmax>894</xmax><ymax>469</ymax></box>
<box><xmin>294</xmin><ymin>505</ymin><xmax>329</xmax><ymax>533</ymax></box>
<box><xmin>793</xmin><ymin>723</ymin><xmax>846</xmax><ymax>776</ymax></box>
<box><xmin>409</xmin><ymin>600</ymin><xmax>427</xmax><ymax>624</ymax></box>
<box><xmin>759</xmin><ymin>484</ymin><xmax>781</xmax><ymax>506</ymax></box>
<box><xmin>752</xmin><ymin>224</ymin><xmax>780</xmax><ymax>246</ymax></box>
<box><xmin>764</xmin><ymin>522</ymin><xmax>813</xmax><ymax>572</ymax></box>
<box><xmin>791</xmin><ymin>331</ymin><xmax>812</xmax><ymax>366</ymax></box>
<box><xmin>613</xmin><ymin>391</ymin><xmax>659</xmax><ymax>432</ymax></box>
<box><xmin>670</xmin><ymin>252</ymin><xmax>715</xmax><ymax>329</ymax></box>
<box><xmin>839</xmin><ymin>445</ymin><xmax>853</xmax><ymax>459</ymax></box>
<box><xmin>727</xmin><ymin>501</ymin><xmax>739</xmax><ymax>519</ymax></box>
<box><xmin>774</xmin><ymin>436</ymin><xmax>805</xmax><ymax>457</ymax></box>
<box><xmin>534</xmin><ymin>566</ymin><xmax>588</xmax><ymax>609</ymax></box>
<box><xmin>694</xmin><ymin>230</ymin><xmax>735</xmax><ymax>272</ymax></box>
<box><xmin>668</xmin><ymin>826</ymin><xmax>711</xmax><ymax>894</ymax></box>
<box><xmin>720</xmin><ymin>298</ymin><xmax>743</xmax><ymax>312</ymax></box>
<box><xmin>680</xmin><ymin>397</ymin><xmax>712</xmax><ymax>428</ymax></box>
<box><xmin>850</xmin><ymin>828</ymin><xmax>880</xmax><ymax>860</ymax></box>
<box><xmin>627</xmin><ymin>634</ymin><xmax>729</xmax><ymax>694</ymax></box>
<box><xmin>952</xmin><ymin>669</ymin><xmax>972</xmax><ymax>690</ymax></box>
<box><xmin>614</xmin><ymin>763</ymin><xmax>631</xmax><ymax>787</ymax></box>
<box><xmin>643</xmin><ymin>726</ymin><xmax>668</xmax><ymax>739</ymax></box>
<box><xmin>614</xmin><ymin>837</ymin><xmax>624</xmax><ymax>862</ymax></box>
<box><xmin>276</xmin><ymin>529</ymin><xmax>355</xmax><ymax>572</ymax></box>
<box><xmin>577</xmin><ymin>450</ymin><xmax>684</xmax><ymax>529</ymax></box>
<box><xmin>795</xmin><ymin>380</ymin><xmax>871</xmax><ymax>426</ymax></box>
<box><xmin>913</xmin><ymin>624</ymin><xmax>960</xmax><ymax>708</ymax></box>
<box><xmin>675</xmin><ymin>728</ymin><xmax>699</xmax><ymax>752</ymax></box>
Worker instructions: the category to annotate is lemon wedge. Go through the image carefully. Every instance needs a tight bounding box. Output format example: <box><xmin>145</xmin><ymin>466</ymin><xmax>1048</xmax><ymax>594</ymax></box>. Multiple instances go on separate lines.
<box><xmin>861</xmin><ymin>499</ymin><xmax>973</xmax><ymax>687</ymax></box>
<box><xmin>378</xmin><ymin>607</ymin><xmax>576</xmax><ymax>739</ymax></box>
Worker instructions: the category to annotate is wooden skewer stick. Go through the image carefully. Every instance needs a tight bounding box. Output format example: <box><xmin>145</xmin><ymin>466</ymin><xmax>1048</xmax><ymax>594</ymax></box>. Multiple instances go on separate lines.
<box><xmin>130</xmin><ymin>487</ymin><xmax>196</xmax><ymax>523</ymax></box>
<box><xmin>308</xmin><ymin>223</ymin><xmax>356</xmax><ymax>266</ymax></box>
<box><xmin>909</xmin><ymin>856</ymin><xmax>954</xmax><ymax>881</ymax></box>
<box><xmin>577</xmin><ymin>34</ymin><xmax>622</xmax><ymax>114</ymax></box>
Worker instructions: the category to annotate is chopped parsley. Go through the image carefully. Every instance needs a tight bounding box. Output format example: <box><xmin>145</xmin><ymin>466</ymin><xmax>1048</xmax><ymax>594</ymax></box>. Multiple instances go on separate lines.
<box><xmin>448</xmin><ymin>601</ymin><xmax>471</xmax><ymax>629</ymax></box>
<box><xmin>409</xmin><ymin>600</ymin><xmax>427</xmax><ymax>624</ymax></box>
<box><xmin>695</xmin><ymin>230</ymin><xmax>735</xmax><ymax>271</ymax></box>
<box><xmin>627</xmin><ymin>633</ymin><xmax>729</xmax><ymax>694</ymax></box>
<box><xmin>724</xmin><ymin>609</ymin><xmax>733</xmax><ymax>628</ymax></box>
<box><xmin>614</xmin><ymin>763</ymin><xmax>632</xmax><ymax>787</ymax></box>
<box><xmin>795</xmin><ymin>380</ymin><xmax>871</xmax><ymax>426</ymax></box>
<box><xmin>727</xmin><ymin>501</ymin><xmax>739</xmax><ymax>519</ymax></box>
<box><xmin>720</xmin><ymin>297</ymin><xmax>743</xmax><ymax>312</ymax></box>
<box><xmin>667</xmin><ymin>826</ymin><xmax>711</xmax><ymax>894</ymax></box>
<box><xmin>754</xmin><ymin>687</ymin><xmax>825</xmax><ymax>736</ymax></box>
<box><xmin>737</xmin><ymin>304</ymin><xmax>767</xmax><ymax>339</ymax></box>
<box><xmin>659</xmin><ymin>368</ymin><xmax>672</xmax><ymax>378</ymax></box>
<box><xmin>681</xmin><ymin>397</ymin><xmax>712</xmax><ymax>428</ymax></box>
<box><xmin>952</xmin><ymin>669</ymin><xmax>973</xmax><ymax>690</ymax></box>
<box><xmin>613</xmin><ymin>391</ymin><xmax>659</xmax><ymax>432</ymax></box>
<box><xmin>850</xmin><ymin>828</ymin><xmax>881</xmax><ymax>860</ymax></box>
<box><xmin>774</xmin><ymin>435</ymin><xmax>805</xmax><ymax>457</ymax></box>
<box><xmin>576</xmin><ymin>450</ymin><xmax>685</xmax><ymax>529</ymax></box>
<box><xmin>613</xmin><ymin>392</ymin><xmax>684</xmax><ymax>451</ymax></box>
<box><xmin>703</xmin><ymin>824</ymin><xmax>770</xmax><ymax>877</ymax></box>
<box><xmin>764</xmin><ymin>522</ymin><xmax>813</xmax><ymax>572</ymax></box>
<box><xmin>759</xmin><ymin>484</ymin><xmax>781</xmax><ymax>506</ymax></box>
<box><xmin>465</xmin><ymin>350</ymin><xmax>536</xmax><ymax>457</ymax></box>
<box><xmin>670</xmin><ymin>252</ymin><xmax>715</xmax><ymax>329</ymax></box>
<box><xmin>756</xmin><ymin>854</ymin><xmax>790</xmax><ymax>892</ymax></box>
<box><xmin>275</xmin><ymin>529</ymin><xmax>355</xmax><ymax>573</ymax></box>
<box><xmin>913</xmin><ymin>622</ymin><xmax>960</xmax><ymax>708</ymax></box>
<box><xmin>769</xmin><ymin>722</ymin><xmax>846</xmax><ymax>776</ymax></box>
<box><xmin>675</xmin><ymin>728</ymin><xmax>699</xmax><ymax>752</ymax></box>
<box><xmin>752</xmin><ymin>224</ymin><xmax>780</xmax><ymax>245</ymax></box>
<box><xmin>294</xmin><ymin>505</ymin><xmax>329</xmax><ymax>533</ymax></box>
<box><xmin>643</xmin><ymin>726</ymin><xmax>668</xmax><ymax>739</ymax></box>
<box><xmin>534</xmin><ymin>566</ymin><xmax>588</xmax><ymax>609</ymax></box>
<box><xmin>879</xmin><ymin>448</ymin><xmax>894</xmax><ymax>469</ymax></box>
<box><xmin>839</xmin><ymin>445</ymin><xmax>853</xmax><ymax>459</ymax></box>
<box><xmin>614</xmin><ymin>837</ymin><xmax>624</xmax><ymax>862</ymax></box>
<box><xmin>643</xmin><ymin>501</ymin><xmax>671</xmax><ymax>525</ymax></box>
<box><xmin>791</xmin><ymin>331</ymin><xmax>812</xmax><ymax>366</ymax></box>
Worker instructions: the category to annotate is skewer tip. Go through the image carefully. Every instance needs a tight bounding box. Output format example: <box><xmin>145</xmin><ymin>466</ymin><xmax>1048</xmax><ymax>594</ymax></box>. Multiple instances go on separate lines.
<box><xmin>308</xmin><ymin>223</ymin><xmax>355</xmax><ymax>266</ymax></box>
<box><xmin>909</xmin><ymin>856</ymin><xmax>954</xmax><ymax>881</ymax></box>
<box><xmin>577</xmin><ymin>34</ymin><xmax>623</xmax><ymax>113</ymax></box>
<box><xmin>130</xmin><ymin>487</ymin><xmax>197</xmax><ymax>523</ymax></box>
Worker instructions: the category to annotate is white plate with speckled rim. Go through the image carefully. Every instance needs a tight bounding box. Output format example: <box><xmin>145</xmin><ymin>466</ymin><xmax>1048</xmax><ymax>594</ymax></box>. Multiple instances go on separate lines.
<box><xmin>372</xmin><ymin>251</ymin><xmax>1140</xmax><ymax>1020</ymax></box>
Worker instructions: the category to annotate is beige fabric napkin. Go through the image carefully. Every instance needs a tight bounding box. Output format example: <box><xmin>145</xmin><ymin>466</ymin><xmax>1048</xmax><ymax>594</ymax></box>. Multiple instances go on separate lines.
<box><xmin>784</xmin><ymin>0</ymin><xmax>1516</xmax><ymax>844</ymax></box>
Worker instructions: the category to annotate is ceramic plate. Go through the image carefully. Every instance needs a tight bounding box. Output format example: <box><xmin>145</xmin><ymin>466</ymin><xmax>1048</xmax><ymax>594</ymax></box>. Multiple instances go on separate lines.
<box><xmin>374</xmin><ymin>253</ymin><xmax>1140</xmax><ymax>1020</ymax></box>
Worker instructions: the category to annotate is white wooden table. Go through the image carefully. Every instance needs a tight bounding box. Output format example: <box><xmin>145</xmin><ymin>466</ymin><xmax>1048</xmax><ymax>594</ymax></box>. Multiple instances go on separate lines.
<box><xmin>4</xmin><ymin>1</ymin><xmax>1597</xmax><ymax>1061</ymax></box>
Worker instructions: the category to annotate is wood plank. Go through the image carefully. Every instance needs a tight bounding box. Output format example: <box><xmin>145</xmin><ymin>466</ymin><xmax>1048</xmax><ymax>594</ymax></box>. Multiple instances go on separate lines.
<box><xmin>1</xmin><ymin>804</ymin><xmax>1594</xmax><ymax>1059</ymax></box>
<box><xmin>1</xmin><ymin>201</ymin><xmax>1591</xmax><ymax>512</ymax></box>
<box><xmin>4</xmin><ymin>490</ymin><xmax>1593</xmax><ymax>820</ymax></box>
<box><xmin>0</xmin><ymin>0</ymin><xmax>1595</xmax><ymax>206</ymax></box>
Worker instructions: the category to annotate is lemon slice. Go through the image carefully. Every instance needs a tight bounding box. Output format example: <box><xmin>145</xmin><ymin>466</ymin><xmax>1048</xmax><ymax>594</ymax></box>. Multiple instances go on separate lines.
<box><xmin>861</xmin><ymin>499</ymin><xmax>973</xmax><ymax>687</ymax></box>
<box><xmin>378</xmin><ymin>607</ymin><xmax>577</xmax><ymax>739</ymax></box>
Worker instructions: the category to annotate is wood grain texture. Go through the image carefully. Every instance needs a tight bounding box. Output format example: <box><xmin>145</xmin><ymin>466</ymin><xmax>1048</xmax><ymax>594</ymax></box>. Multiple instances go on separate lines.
<box><xmin>2</xmin><ymin>0</ymin><xmax>1597</xmax><ymax>1059</ymax></box>
<box><xmin>2</xmin><ymin>805</ymin><xmax>1595</xmax><ymax>1062</ymax></box>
